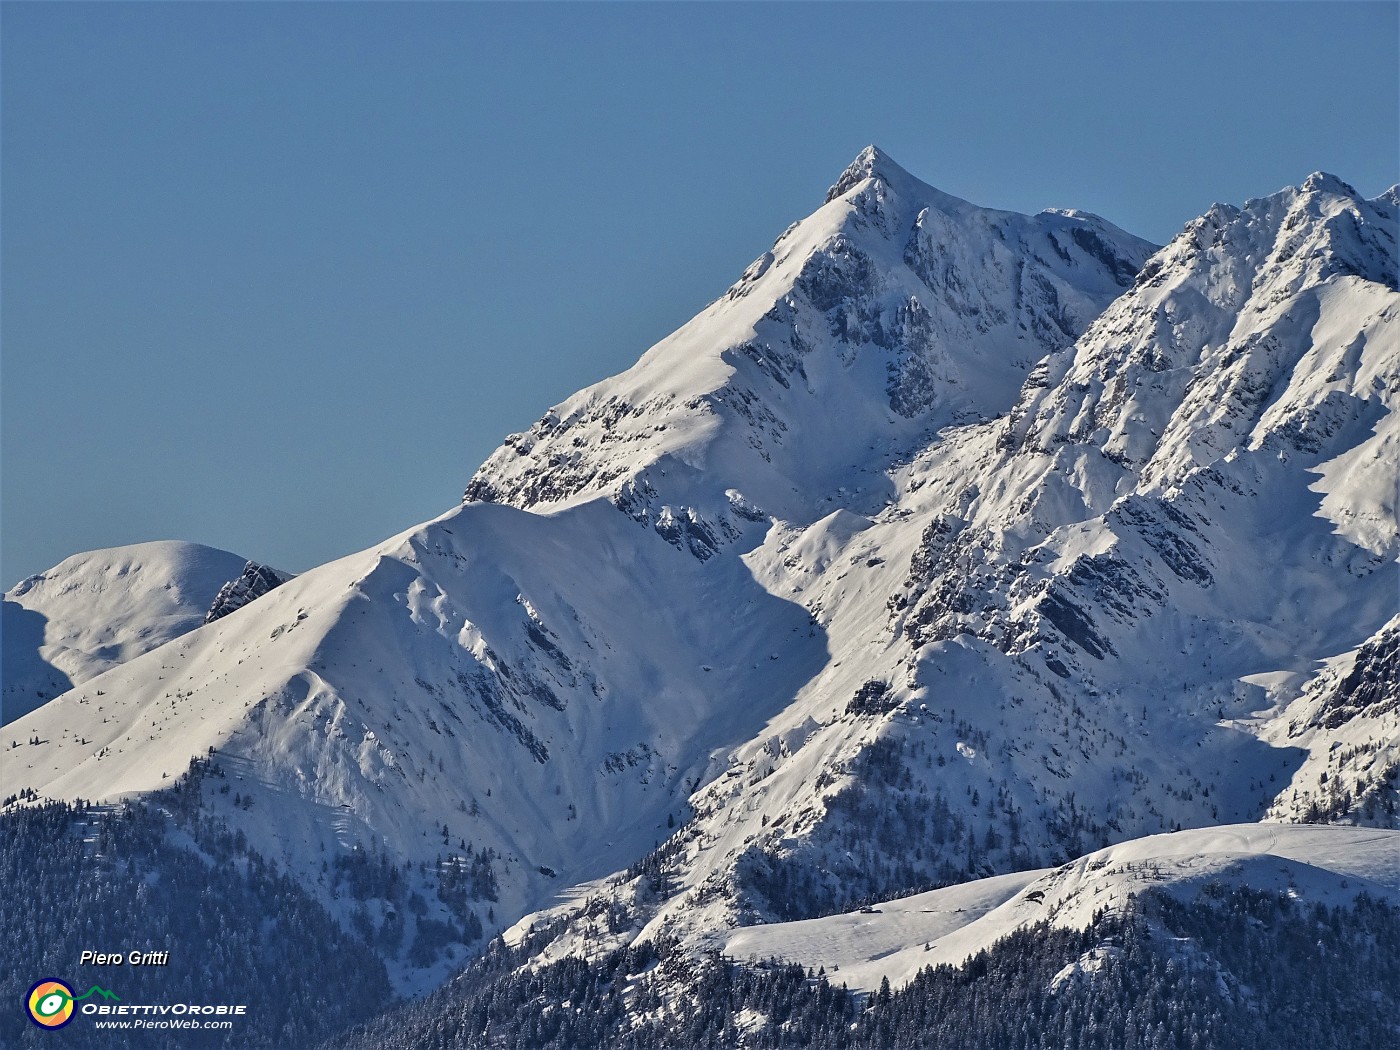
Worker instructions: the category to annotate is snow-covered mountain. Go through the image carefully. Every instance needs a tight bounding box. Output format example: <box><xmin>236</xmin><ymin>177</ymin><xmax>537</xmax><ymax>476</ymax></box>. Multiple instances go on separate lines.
<box><xmin>2</xmin><ymin>150</ymin><xmax>1395</xmax><ymax>1000</ymax></box>
<box><xmin>1</xmin><ymin>542</ymin><xmax>271</xmax><ymax>724</ymax></box>
<box><xmin>499</xmin><ymin>163</ymin><xmax>1398</xmax><ymax>970</ymax></box>
<box><xmin>466</xmin><ymin>146</ymin><xmax>1153</xmax><ymax>549</ymax></box>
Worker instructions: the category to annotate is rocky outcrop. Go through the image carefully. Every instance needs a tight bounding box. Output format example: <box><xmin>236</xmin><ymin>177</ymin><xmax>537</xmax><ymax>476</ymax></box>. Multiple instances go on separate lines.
<box><xmin>204</xmin><ymin>561</ymin><xmax>292</xmax><ymax>623</ymax></box>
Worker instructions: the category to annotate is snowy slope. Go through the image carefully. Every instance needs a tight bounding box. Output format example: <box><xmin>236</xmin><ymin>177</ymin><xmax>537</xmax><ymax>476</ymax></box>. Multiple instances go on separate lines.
<box><xmin>1</xmin><ymin>153</ymin><xmax>1394</xmax><ymax>998</ymax></box>
<box><xmin>724</xmin><ymin>823</ymin><xmax>1400</xmax><ymax>992</ymax></box>
<box><xmin>0</xmin><ymin>501</ymin><xmax>832</xmax><ymax>991</ymax></box>
<box><xmin>2</xmin><ymin>542</ymin><xmax>252</xmax><ymax>724</ymax></box>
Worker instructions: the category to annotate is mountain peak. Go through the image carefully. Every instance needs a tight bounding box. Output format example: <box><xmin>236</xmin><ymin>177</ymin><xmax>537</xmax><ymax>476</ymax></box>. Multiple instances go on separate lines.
<box><xmin>1301</xmin><ymin>171</ymin><xmax>1359</xmax><ymax>198</ymax></box>
<box><xmin>824</xmin><ymin>144</ymin><xmax>916</xmax><ymax>203</ymax></box>
<box><xmin>465</xmin><ymin>151</ymin><xmax>1155</xmax><ymax>519</ymax></box>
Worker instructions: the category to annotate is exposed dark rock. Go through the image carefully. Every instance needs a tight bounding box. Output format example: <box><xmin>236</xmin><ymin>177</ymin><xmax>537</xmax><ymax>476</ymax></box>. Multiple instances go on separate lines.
<box><xmin>1319</xmin><ymin>621</ymin><xmax>1400</xmax><ymax>730</ymax></box>
<box><xmin>204</xmin><ymin>561</ymin><xmax>292</xmax><ymax>624</ymax></box>
<box><xmin>846</xmin><ymin>679</ymin><xmax>896</xmax><ymax>717</ymax></box>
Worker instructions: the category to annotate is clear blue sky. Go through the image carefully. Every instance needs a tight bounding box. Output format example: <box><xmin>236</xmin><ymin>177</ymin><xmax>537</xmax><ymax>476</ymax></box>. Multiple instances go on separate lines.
<box><xmin>4</xmin><ymin>2</ymin><xmax>1396</xmax><ymax>584</ymax></box>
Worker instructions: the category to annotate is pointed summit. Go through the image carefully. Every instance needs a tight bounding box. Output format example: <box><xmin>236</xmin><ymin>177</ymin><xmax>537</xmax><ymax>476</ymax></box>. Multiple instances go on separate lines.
<box><xmin>825</xmin><ymin>144</ymin><xmax>917</xmax><ymax>203</ymax></box>
<box><xmin>466</xmin><ymin>148</ymin><xmax>1153</xmax><ymax>519</ymax></box>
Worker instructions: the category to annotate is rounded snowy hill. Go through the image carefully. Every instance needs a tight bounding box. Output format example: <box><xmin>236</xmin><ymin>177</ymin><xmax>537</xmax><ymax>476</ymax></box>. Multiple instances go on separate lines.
<box><xmin>3</xmin><ymin>541</ymin><xmax>249</xmax><ymax>723</ymax></box>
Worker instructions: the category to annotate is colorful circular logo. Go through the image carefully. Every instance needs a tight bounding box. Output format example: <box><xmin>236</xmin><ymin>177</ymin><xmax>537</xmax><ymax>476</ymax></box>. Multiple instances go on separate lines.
<box><xmin>26</xmin><ymin>979</ymin><xmax>76</xmax><ymax>1029</ymax></box>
